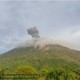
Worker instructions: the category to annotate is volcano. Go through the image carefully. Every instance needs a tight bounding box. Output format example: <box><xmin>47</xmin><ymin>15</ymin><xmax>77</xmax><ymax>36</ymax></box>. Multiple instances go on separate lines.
<box><xmin>0</xmin><ymin>37</ymin><xmax>80</xmax><ymax>73</ymax></box>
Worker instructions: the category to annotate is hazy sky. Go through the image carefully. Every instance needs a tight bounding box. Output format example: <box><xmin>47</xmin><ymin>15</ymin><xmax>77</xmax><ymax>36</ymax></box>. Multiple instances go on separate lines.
<box><xmin>0</xmin><ymin>1</ymin><xmax>80</xmax><ymax>53</ymax></box>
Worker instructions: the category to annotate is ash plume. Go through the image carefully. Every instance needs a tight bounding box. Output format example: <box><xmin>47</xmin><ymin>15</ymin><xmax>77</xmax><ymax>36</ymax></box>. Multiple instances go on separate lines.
<box><xmin>27</xmin><ymin>27</ymin><xmax>40</xmax><ymax>39</ymax></box>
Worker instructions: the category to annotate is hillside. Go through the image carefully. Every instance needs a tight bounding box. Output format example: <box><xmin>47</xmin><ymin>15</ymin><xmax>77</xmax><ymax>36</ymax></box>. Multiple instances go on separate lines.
<box><xmin>0</xmin><ymin>44</ymin><xmax>80</xmax><ymax>73</ymax></box>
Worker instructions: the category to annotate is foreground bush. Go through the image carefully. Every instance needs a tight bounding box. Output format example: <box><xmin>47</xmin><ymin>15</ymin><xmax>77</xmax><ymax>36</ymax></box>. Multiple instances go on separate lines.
<box><xmin>15</xmin><ymin>66</ymin><xmax>37</xmax><ymax>74</ymax></box>
<box><xmin>45</xmin><ymin>68</ymin><xmax>77</xmax><ymax>80</ymax></box>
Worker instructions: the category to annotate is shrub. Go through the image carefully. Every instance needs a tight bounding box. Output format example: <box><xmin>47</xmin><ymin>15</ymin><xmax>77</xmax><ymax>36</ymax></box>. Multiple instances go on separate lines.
<box><xmin>15</xmin><ymin>66</ymin><xmax>37</xmax><ymax>74</ymax></box>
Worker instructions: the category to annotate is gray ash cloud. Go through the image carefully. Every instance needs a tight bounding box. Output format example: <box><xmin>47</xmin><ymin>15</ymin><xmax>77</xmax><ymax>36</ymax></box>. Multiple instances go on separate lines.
<box><xmin>27</xmin><ymin>27</ymin><xmax>40</xmax><ymax>39</ymax></box>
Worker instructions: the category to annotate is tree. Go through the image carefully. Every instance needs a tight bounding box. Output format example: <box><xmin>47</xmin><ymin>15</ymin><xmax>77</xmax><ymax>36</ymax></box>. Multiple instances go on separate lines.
<box><xmin>15</xmin><ymin>66</ymin><xmax>37</xmax><ymax>74</ymax></box>
<box><xmin>45</xmin><ymin>68</ymin><xmax>76</xmax><ymax>80</ymax></box>
<box><xmin>0</xmin><ymin>68</ymin><xmax>8</xmax><ymax>75</ymax></box>
<box><xmin>45</xmin><ymin>69</ymin><xmax>63</xmax><ymax>80</ymax></box>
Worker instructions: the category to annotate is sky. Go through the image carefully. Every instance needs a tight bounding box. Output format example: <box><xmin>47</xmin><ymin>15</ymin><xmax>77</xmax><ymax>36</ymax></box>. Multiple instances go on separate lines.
<box><xmin>0</xmin><ymin>0</ymin><xmax>80</xmax><ymax>53</ymax></box>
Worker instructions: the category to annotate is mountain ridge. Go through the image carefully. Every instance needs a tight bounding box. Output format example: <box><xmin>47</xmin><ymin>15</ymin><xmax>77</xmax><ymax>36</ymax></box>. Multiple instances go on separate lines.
<box><xmin>0</xmin><ymin>43</ymin><xmax>80</xmax><ymax>73</ymax></box>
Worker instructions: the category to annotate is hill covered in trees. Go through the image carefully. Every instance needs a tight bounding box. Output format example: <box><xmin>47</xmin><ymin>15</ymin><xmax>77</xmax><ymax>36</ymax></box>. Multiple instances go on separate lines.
<box><xmin>0</xmin><ymin>44</ymin><xmax>80</xmax><ymax>71</ymax></box>
<box><xmin>0</xmin><ymin>44</ymin><xmax>80</xmax><ymax>79</ymax></box>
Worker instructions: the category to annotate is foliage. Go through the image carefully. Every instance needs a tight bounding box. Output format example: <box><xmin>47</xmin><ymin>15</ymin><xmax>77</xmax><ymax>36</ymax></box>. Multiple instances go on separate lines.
<box><xmin>45</xmin><ymin>67</ymin><xmax>78</xmax><ymax>80</ymax></box>
<box><xmin>15</xmin><ymin>66</ymin><xmax>37</xmax><ymax>74</ymax></box>
<box><xmin>0</xmin><ymin>45</ymin><xmax>80</xmax><ymax>79</ymax></box>
<box><xmin>0</xmin><ymin>66</ymin><xmax>80</xmax><ymax>80</ymax></box>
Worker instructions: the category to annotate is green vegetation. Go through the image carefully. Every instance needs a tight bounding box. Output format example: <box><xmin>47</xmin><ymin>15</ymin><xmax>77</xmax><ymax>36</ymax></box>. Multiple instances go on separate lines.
<box><xmin>0</xmin><ymin>65</ymin><xmax>80</xmax><ymax>80</ymax></box>
<box><xmin>0</xmin><ymin>45</ymin><xmax>80</xmax><ymax>79</ymax></box>
<box><xmin>15</xmin><ymin>66</ymin><xmax>37</xmax><ymax>74</ymax></box>
<box><xmin>46</xmin><ymin>68</ymin><xmax>76</xmax><ymax>80</ymax></box>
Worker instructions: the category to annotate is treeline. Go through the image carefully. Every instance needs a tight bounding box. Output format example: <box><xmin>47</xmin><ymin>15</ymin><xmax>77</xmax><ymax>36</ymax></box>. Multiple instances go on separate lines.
<box><xmin>0</xmin><ymin>65</ymin><xmax>80</xmax><ymax>80</ymax></box>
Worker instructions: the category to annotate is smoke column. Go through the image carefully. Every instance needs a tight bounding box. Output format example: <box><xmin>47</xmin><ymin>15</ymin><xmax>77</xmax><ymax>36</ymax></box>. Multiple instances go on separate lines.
<box><xmin>27</xmin><ymin>27</ymin><xmax>40</xmax><ymax>40</ymax></box>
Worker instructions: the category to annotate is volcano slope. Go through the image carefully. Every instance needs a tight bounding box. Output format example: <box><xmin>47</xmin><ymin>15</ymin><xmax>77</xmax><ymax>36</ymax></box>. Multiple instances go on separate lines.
<box><xmin>0</xmin><ymin>44</ymin><xmax>80</xmax><ymax>73</ymax></box>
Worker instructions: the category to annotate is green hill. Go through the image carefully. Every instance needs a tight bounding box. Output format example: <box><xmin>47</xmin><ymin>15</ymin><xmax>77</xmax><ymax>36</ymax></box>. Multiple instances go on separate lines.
<box><xmin>0</xmin><ymin>44</ymin><xmax>80</xmax><ymax>73</ymax></box>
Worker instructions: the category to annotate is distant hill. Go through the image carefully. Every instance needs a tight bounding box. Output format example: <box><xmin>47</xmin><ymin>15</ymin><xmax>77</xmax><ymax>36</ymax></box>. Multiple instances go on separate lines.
<box><xmin>0</xmin><ymin>43</ymin><xmax>80</xmax><ymax>73</ymax></box>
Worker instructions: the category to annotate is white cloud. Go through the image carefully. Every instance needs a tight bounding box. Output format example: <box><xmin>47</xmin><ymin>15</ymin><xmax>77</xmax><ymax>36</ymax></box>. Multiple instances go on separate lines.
<box><xmin>71</xmin><ymin>30</ymin><xmax>80</xmax><ymax>37</ymax></box>
<box><xmin>0</xmin><ymin>1</ymin><xmax>80</xmax><ymax>53</ymax></box>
